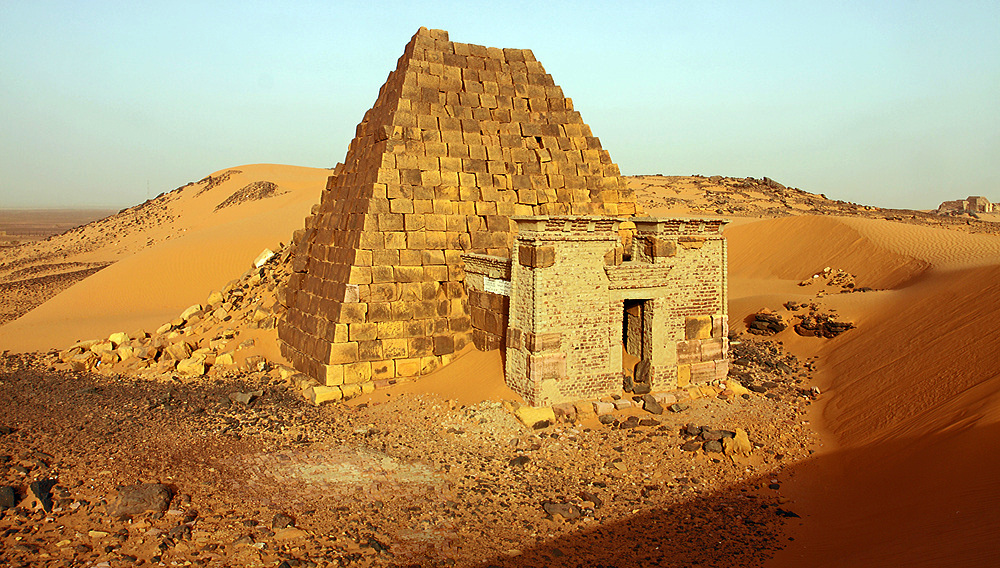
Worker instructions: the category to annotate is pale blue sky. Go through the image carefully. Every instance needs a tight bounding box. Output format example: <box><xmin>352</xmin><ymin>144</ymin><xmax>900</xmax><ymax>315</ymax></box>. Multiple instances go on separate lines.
<box><xmin>1</xmin><ymin>1</ymin><xmax>997</xmax><ymax>210</ymax></box>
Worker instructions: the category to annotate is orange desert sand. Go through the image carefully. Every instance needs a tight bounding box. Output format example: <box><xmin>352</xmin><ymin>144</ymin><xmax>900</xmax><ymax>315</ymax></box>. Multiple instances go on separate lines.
<box><xmin>2</xmin><ymin>166</ymin><xmax>999</xmax><ymax>566</ymax></box>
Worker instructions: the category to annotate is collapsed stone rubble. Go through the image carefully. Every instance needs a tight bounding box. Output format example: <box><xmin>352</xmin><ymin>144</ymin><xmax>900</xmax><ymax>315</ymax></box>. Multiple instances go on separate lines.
<box><xmin>55</xmin><ymin>245</ymin><xmax>291</xmax><ymax>379</ymax></box>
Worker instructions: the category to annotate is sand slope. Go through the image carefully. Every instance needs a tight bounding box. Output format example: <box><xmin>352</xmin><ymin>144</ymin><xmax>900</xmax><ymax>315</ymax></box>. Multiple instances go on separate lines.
<box><xmin>724</xmin><ymin>216</ymin><xmax>1000</xmax><ymax>567</ymax></box>
<box><xmin>0</xmin><ymin>164</ymin><xmax>326</xmax><ymax>352</ymax></box>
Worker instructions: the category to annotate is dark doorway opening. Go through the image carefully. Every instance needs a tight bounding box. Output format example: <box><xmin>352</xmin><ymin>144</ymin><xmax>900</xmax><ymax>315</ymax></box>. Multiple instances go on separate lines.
<box><xmin>623</xmin><ymin>299</ymin><xmax>651</xmax><ymax>393</ymax></box>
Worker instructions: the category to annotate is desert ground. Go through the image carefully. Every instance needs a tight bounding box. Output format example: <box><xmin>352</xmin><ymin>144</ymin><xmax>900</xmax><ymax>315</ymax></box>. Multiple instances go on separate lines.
<box><xmin>2</xmin><ymin>165</ymin><xmax>999</xmax><ymax>567</ymax></box>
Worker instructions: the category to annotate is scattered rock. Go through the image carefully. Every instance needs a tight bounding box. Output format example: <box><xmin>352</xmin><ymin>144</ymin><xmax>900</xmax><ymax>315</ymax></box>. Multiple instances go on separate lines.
<box><xmin>509</xmin><ymin>456</ymin><xmax>531</xmax><ymax>467</ymax></box>
<box><xmin>748</xmin><ymin>310</ymin><xmax>787</xmax><ymax>336</ymax></box>
<box><xmin>513</xmin><ymin>405</ymin><xmax>555</xmax><ymax>429</ymax></box>
<box><xmin>271</xmin><ymin>512</ymin><xmax>295</xmax><ymax>529</ymax></box>
<box><xmin>641</xmin><ymin>395</ymin><xmax>663</xmax><ymax>415</ymax></box>
<box><xmin>0</xmin><ymin>485</ymin><xmax>17</xmax><ymax>509</ymax></box>
<box><xmin>107</xmin><ymin>483</ymin><xmax>172</xmax><ymax>517</ymax></box>
<box><xmin>541</xmin><ymin>501</ymin><xmax>582</xmax><ymax>520</ymax></box>
<box><xmin>228</xmin><ymin>390</ymin><xmax>263</xmax><ymax>406</ymax></box>
<box><xmin>703</xmin><ymin>440</ymin><xmax>724</xmax><ymax>453</ymax></box>
<box><xmin>21</xmin><ymin>478</ymin><xmax>56</xmax><ymax>512</ymax></box>
<box><xmin>724</xmin><ymin>428</ymin><xmax>754</xmax><ymax>458</ymax></box>
<box><xmin>680</xmin><ymin>440</ymin><xmax>702</xmax><ymax>452</ymax></box>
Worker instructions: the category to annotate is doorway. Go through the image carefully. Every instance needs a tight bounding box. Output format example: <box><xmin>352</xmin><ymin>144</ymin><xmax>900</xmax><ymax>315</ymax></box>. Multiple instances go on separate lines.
<box><xmin>623</xmin><ymin>299</ymin><xmax>649</xmax><ymax>360</ymax></box>
<box><xmin>622</xmin><ymin>299</ymin><xmax>651</xmax><ymax>392</ymax></box>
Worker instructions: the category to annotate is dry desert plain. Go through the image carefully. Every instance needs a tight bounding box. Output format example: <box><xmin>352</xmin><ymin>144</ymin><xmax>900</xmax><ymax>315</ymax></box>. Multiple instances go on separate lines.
<box><xmin>1</xmin><ymin>165</ymin><xmax>999</xmax><ymax>567</ymax></box>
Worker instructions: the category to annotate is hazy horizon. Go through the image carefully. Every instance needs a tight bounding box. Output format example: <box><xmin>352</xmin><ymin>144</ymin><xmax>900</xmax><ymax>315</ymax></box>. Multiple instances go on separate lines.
<box><xmin>2</xmin><ymin>1</ymin><xmax>997</xmax><ymax>211</ymax></box>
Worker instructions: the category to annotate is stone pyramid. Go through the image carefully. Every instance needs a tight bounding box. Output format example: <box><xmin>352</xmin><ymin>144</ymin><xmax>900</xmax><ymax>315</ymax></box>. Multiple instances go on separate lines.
<box><xmin>278</xmin><ymin>27</ymin><xmax>636</xmax><ymax>394</ymax></box>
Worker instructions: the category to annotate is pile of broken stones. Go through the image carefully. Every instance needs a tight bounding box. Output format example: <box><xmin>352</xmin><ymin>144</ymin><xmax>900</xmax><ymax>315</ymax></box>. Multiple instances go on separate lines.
<box><xmin>747</xmin><ymin>309</ymin><xmax>787</xmax><ymax>336</ymax></box>
<box><xmin>784</xmin><ymin>302</ymin><xmax>855</xmax><ymax>338</ymax></box>
<box><xmin>798</xmin><ymin>266</ymin><xmax>872</xmax><ymax>294</ymax></box>
<box><xmin>749</xmin><ymin>305</ymin><xmax>855</xmax><ymax>339</ymax></box>
<box><xmin>54</xmin><ymin>246</ymin><xmax>289</xmax><ymax>380</ymax></box>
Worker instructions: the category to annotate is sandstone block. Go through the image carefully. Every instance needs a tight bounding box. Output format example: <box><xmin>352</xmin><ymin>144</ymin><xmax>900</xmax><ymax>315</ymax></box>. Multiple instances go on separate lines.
<box><xmin>253</xmin><ymin>248</ymin><xmax>275</xmax><ymax>268</ymax></box>
<box><xmin>176</xmin><ymin>356</ymin><xmax>206</xmax><ymax>377</ymax></box>
<box><xmin>647</xmin><ymin>237</ymin><xmax>676</xmax><ymax>258</ymax></box>
<box><xmin>593</xmin><ymin>401</ymin><xmax>615</xmax><ymax>415</ymax></box>
<box><xmin>340</xmin><ymin>383</ymin><xmax>363</xmax><ymax>399</ymax></box>
<box><xmin>514</xmin><ymin>405</ymin><xmax>555</xmax><ymax>428</ymax></box>
<box><xmin>108</xmin><ymin>331</ymin><xmax>130</xmax><ymax>347</ymax></box>
<box><xmin>552</xmin><ymin>402</ymin><xmax>576</xmax><ymax>419</ymax></box>
<box><xmin>676</xmin><ymin>341</ymin><xmax>700</xmax><ymax>365</ymax></box>
<box><xmin>691</xmin><ymin>361</ymin><xmax>716</xmax><ymax>384</ymax></box>
<box><xmin>343</xmin><ymin>361</ymin><xmax>372</xmax><ymax>384</ymax></box>
<box><xmin>573</xmin><ymin>401</ymin><xmax>595</xmax><ymax>417</ymax></box>
<box><xmin>164</xmin><ymin>342</ymin><xmax>193</xmax><ymax>361</ymax></box>
<box><xmin>525</xmin><ymin>332</ymin><xmax>561</xmax><ymax>352</ymax></box>
<box><xmin>327</xmin><ymin>342</ymin><xmax>359</xmax><ymax>365</ymax></box>
<box><xmin>678</xmin><ymin>236</ymin><xmax>706</xmax><ymax>249</ymax></box>
<box><xmin>685</xmin><ymin>316</ymin><xmax>713</xmax><ymax>340</ymax></box>
<box><xmin>676</xmin><ymin>364</ymin><xmax>691</xmax><ymax>388</ymax></box>
<box><xmin>395</xmin><ymin>357</ymin><xmax>422</xmax><ymax>378</ymax></box>
<box><xmin>324</xmin><ymin>364</ymin><xmax>345</xmax><ymax>386</ymax></box>
<box><xmin>372</xmin><ymin>360</ymin><xmax>395</xmax><ymax>380</ymax></box>
<box><xmin>307</xmin><ymin>385</ymin><xmax>343</xmax><ymax>405</ymax></box>
<box><xmin>723</xmin><ymin>428</ymin><xmax>753</xmax><ymax>458</ymax></box>
<box><xmin>421</xmin><ymin>356</ymin><xmax>441</xmax><ymax>375</ymax></box>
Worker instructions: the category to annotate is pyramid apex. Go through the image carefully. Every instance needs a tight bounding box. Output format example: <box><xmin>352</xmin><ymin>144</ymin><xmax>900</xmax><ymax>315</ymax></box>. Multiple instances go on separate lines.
<box><xmin>414</xmin><ymin>27</ymin><xmax>449</xmax><ymax>41</ymax></box>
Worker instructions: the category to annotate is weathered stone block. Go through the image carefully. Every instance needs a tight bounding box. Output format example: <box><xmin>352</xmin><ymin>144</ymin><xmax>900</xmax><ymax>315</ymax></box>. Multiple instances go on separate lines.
<box><xmin>527</xmin><ymin>352</ymin><xmax>566</xmax><ymax>381</ymax></box>
<box><xmin>676</xmin><ymin>340</ymin><xmax>701</xmax><ymax>365</ymax></box>
<box><xmin>678</xmin><ymin>236</ymin><xmax>706</xmax><ymax>249</ymax></box>
<box><xmin>308</xmin><ymin>385</ymin><xmax>343</xmax><ymax>405</ymax></box>
<box><xmin>382</xmin><ymin>338</ymin><xmax>408</xmax><ymax>359</ymax></box>
<box><xmin>690</xmin><ymin>361</ymin><xmax>716</xmax><ymax>384</ymax></box>
<box><xmin>525</xmin><ymin>332</ymin><xmax>561</xmax><ymax>352</ymax></box>
<box><xmin>327</xmin><ymin>342</ymin><xmax>359</xmax><ymax>365</ymax></box>
<box><xmin>324</xmin><ymin>364</ymin><xmax>345</xmax><ymax>386</ymax></box>
<box><xmin>343</xmin><ymin>361</ymin><xmax>372</xmax><ymax>384</ymax></box>
<box><xmin>700</xmin><ymin>338</ymin><xmax>725</xmax><ymax>361</ymax></box>
<box><xmin>712</xmin><ymin>314</ymin><xmax>728</xmax><ymax>338</ymax></box>
<box><xmin>395</xmin><ymin>357</ymin><xmax>422</xmax><ymax>378</ymax></box>
<box><xmin>604</xmin><ymin>245</ymin><xmax>623</xmax><ymax>265</ymax></box>
<box><xmin>676</xmin><ymin>364</ymin><xmax>691</xmax><ymax>388</ymax></box>
<box><xmin>685</xmin><ymin>316</ymin><xmax>713</xmax><ymax>340</ymax></box>
<box><xmin>348</xmin><ymin>322</ymin><xmax>378</xmax><ymax>341</ymax></box>
<box><xmin>372</xmin><ymin>359</ymin><xmax>395</xmax><ymax>380</ymax></box>
<box><xmin>358</xmin><ymin>340</ymin><xmax>383</xmax><ymax>361</ymax></box>
<box><xmin>434</xmin><ymin>335</ymin><xmax>455</xmax><ymax>355</ymax></box>
<box><xmin>421</xmin><ymin>356</ymin><xmax>441</xmax><ymax>375</ymax></box>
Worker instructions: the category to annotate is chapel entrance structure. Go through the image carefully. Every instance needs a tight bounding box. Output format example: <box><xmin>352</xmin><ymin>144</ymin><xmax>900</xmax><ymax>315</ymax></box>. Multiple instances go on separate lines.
<box><xmin>278</xmin><ymin>28</ymin><xmax>728</xmax><ymax>406</ymax></box>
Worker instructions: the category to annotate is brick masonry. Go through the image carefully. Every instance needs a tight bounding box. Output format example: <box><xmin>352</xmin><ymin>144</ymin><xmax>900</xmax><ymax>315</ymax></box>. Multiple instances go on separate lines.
<box><xmin>502</xmin><ymin>216</ymin><xmax>729</xmax><ymax>406</ymax></box>
<box><xmin>276</xmin><ymin>27</ymin><xmax>636</xmax><ymax>395</ymax></box>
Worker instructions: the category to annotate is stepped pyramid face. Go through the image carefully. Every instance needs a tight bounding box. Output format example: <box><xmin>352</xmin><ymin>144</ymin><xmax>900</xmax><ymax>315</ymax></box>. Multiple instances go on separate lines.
<box><xmin>278</xmin><ymin>27</ymin><xmax>636</xmax><ymax>391</ymax></box>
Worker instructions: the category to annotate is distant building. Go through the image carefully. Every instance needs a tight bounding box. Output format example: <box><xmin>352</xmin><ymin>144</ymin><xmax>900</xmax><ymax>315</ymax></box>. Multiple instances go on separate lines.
<box><xmin>937</xmin><ymin>196</ymin><xmax>993</xmax><ymax>215</ymax></box>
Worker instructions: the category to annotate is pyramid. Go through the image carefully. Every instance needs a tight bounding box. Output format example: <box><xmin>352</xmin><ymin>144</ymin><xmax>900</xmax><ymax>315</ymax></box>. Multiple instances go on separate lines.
<box><xmin>278</xmin><ymin>27</ymin><xmax>637</xmax><ymax>394</ymax></box>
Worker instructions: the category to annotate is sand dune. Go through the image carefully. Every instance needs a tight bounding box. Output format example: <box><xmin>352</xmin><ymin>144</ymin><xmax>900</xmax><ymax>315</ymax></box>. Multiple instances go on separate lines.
<box><xmin>727</xmin><ymin>215</ymin><xmax>931</xmax><ymax>290</ymax></box>
<box><xmin>0</xmin><ymin>164</ymin><xmax>326</xmax><ymax>352</ymax></box>
<box><xmin>724</xmin><ymin>215</ymin><xmax>1000</xmax><ymax>567</ymax></box>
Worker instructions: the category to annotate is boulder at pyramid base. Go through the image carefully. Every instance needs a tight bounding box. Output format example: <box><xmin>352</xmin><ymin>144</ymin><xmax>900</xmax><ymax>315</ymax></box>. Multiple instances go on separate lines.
<box><xmin>278</xmin><ymin>27</ymin><xmax>637</xmax><ymax>396</ymax></box>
